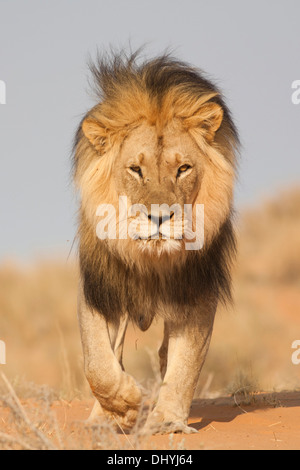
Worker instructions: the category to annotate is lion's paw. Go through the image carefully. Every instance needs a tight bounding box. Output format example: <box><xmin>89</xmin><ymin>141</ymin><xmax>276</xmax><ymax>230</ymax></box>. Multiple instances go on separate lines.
<box><xmin>143</xmin><ymin>409</ymin><xmax>198</xmax><ymax>435</ymax></box>
<box><xmin>87</xmin><ymin>399</ymin><xmax>138</xmax><ymax>429</ymax></box>
<box><xmin>110</xmin><ymin>371</ymin><xmax>142</xmax><ymax>412</ymax></box>
<box><xmin>89</xmin><ymin>371</ymin><xmax>142</xmax><ymax>429</ymax></box>
<box><xmin>145</xmin><ymin>421</ymin><xmax>198</xmax><ymax>435</ymax></box>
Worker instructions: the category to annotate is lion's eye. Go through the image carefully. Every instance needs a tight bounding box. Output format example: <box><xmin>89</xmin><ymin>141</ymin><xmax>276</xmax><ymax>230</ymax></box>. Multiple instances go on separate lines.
<box><xmin>129</xmin><ymin>166</ymin><xmax>143</xmax><ymax>178</ymax></box>
<box><xmin>177</xmin><ymin>164</ymin><xmax>192</xmax><ymax>177</ymax></box>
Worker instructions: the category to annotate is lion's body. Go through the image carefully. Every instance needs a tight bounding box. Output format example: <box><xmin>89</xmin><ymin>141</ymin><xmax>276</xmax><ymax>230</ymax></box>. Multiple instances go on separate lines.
<box><xmin>73</xmin><ymin>52</ymin><xmax>239</xmax><ymax>433</ymax></box>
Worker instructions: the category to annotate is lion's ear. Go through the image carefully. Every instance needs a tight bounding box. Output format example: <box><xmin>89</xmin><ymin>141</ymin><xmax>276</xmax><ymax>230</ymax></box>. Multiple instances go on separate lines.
<box><xmin>185</xmin><ymin>102</ymin><xmax>223</xmax><ymax>142</ymax></box>
<box><xmin>82</xmin><ymin>118</ymin><xmax>107</xmax><ymax>154</ymax></box>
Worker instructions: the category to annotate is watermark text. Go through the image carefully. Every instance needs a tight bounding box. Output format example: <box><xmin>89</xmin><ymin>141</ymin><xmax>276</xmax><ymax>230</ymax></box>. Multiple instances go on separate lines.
<box><xmin>291</xmin><ymin>340</ymin><xmax>300</xmax><ymax>365</ymax></box>
<box><xmin>0</xmin><ymin>340</ymin><xmax>6</xmax><ymax>365</ymax></box>
<box><xmin>291</xmin><ymin>80</ymin><xmax>300</xmax><ymax>105</ymax></box>
<box><xmin>95</xmin><ymin>197</ymin><xmax>204</xmax><ymax>250</ymax></box>
<box><xmin>0</xmin><ymin>80</ymin><xmax>6</xmax><ymax>105</ymax></box>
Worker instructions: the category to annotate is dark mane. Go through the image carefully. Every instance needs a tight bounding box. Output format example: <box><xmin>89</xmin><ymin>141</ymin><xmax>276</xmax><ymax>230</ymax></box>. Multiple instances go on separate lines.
<box><xmin>79</xmin><ymin>214</ymin><xmax>236</xmax><ymax>329</ymax></box>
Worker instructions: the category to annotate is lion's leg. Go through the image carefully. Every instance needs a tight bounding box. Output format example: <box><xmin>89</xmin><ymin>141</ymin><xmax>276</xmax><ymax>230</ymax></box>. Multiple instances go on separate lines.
<box><xmin>78</xmin><ymin>283</ymin><xmax>141</xmax><ymax>428</ymax></box>
<box><xmin>145</xmin><ymin>301</ymin><xmax>216</xmax><ymax>434</ymax></box>
<box><xmin>88</xmin><ymin>313</ymin><xmax>129</xmax><ymax>422</ymax></box>
<box><xmin>111</xmin><ymin>314</ymin><xmax>129</xmax><ymax>370</ymax></box>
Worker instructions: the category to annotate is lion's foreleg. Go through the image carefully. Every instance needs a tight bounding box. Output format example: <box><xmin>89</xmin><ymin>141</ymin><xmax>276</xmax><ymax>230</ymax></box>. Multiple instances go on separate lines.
<box><xmin>78</xmin><ymin>283</ymin><xmax>141</xmax><ymax>427</ymax></box>
<box><xmin>145</xmin><ymin>302</ymin><xmax>216</xmax><ymax>434</ymax></box>
<box><xmin>88</xmin><ymin>313</ymin><xmax>129</xmax><ymax>422</ymax></box>
<box><xmin>110</xmin><ymin>314</ymin><xmax>129</xmax><ymax>370</ymax></box>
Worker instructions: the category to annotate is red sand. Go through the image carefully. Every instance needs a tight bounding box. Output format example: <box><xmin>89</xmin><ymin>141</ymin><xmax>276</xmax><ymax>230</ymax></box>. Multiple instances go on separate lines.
<box><xmin>2</xmin><ymin>392</ymin><xmax>300</xmax><ymax>450</ymax></box>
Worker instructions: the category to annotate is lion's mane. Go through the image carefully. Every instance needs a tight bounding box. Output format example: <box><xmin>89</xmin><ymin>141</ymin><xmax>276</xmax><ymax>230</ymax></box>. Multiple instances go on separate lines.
<box><xmin>73</xmin><ymin>51</ymin><xmax>239</xmax><ymax>328</ymax></box>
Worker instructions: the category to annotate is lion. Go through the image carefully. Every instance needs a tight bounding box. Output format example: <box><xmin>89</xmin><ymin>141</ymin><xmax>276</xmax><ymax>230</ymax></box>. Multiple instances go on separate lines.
<box><xmin>72</xmin><ymin>51</ymin><xmax>239</xmax><ymax>434</ymax></box>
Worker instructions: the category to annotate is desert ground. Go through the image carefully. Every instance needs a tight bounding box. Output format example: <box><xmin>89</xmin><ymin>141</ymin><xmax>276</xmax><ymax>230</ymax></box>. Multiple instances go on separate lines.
<box><xmin>0</xmin><ymin>187</ymin><xmax>300</xmax><ymax>450</ymax></box>
<box><xmin>1</xmin><ymin>388</ymin><xmax>300</xmax><ymax>450</ymax></box>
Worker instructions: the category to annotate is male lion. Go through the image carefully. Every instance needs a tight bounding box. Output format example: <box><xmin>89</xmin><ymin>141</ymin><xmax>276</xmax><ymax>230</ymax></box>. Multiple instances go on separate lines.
<box><xmin>73</xmin><ymin>52</ymin><xmax>239</xmax><ymax>434</ymax></box>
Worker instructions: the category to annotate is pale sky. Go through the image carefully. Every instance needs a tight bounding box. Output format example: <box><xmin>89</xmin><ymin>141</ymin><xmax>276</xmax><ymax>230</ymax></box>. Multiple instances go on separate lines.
<box><xmin>0</xmin><ymin>0</ymin><xmax>299</xmax><ymax>260</ymax></box>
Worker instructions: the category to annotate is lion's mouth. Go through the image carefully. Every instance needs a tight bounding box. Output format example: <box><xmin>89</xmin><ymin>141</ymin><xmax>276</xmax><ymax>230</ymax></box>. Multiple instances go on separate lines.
<box><xmin>136</xmin><ymin>232</ymin><xmax>162</xmax><ymax>241</ymax></box>
<box><xmin>136</xmin><ymin>232</ymin><xmax>183</xmax><ymax>241</ymax></box>
<box><xmin>134</xmin><ymin>235</ymin><xmax>183</xmax><ymax>255</ymax></box>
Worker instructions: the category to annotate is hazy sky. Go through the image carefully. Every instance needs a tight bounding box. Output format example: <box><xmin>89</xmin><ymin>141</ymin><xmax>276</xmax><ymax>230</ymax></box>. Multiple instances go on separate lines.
<box><xmin>0</xmin><ymin>0</ymin><xmax>299</xmax><ymax>260</ymax></box>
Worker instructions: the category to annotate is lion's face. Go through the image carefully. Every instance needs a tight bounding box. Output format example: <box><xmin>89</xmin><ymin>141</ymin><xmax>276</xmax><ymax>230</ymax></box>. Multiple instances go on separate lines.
<box><xmin>76</xmin><ymin>61</ymin><xmax>238</xmax><ymax>266</ymax></box>
<box><xmin>112</xmin><ymin>121</ymin><xmax>203</xmax><ymax>254</ymax></box>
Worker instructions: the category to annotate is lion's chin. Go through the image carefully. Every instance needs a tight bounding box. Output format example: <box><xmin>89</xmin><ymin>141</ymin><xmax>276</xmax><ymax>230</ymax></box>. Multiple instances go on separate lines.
<box><xmin>108</xmin><ymin>238</ymin><xmax>186</xmax><ymax>269</ymax></box>
<box><xmin>136</xmin><ymin>238</ymin><xmax>183</xmax><ymax>256</ymax></box>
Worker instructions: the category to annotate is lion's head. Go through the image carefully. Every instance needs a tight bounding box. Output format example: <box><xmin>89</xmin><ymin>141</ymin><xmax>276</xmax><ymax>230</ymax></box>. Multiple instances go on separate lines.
<box><xmin>73</xmin><ymin>52</ymin><xmax>239</xmax><ymax>323</ymax></box>
<box><xmin>73</xmin><ymin>53</ymin><xmax>239</xmax><ymax>268</ymax></box>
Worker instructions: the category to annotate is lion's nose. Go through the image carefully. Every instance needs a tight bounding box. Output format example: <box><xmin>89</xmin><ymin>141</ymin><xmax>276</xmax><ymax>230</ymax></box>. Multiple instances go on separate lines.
<box><xmin>148</xmin><ymin>211</ymin><xmax>174</xmax><ymax>227</ymax></box>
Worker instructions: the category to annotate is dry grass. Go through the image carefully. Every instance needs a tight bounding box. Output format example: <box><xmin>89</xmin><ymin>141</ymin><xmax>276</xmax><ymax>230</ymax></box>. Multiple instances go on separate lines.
<box><xmin>227</xmin><ymin>369</ymin><xmax>259</xmax><ymax>407</ymax></box>
<box><xmin>0</xmin><ymin>373</ymin><xmax>58</xmax><ymax>450</ymax></box>
<box><xmin>0</xmin><ymin>259</ymin><xmax>88</xmax><ymax>399</ymax></box>
<box><xmin>0</xmin><ymin>372</ymin><xmax>186</xmax><ymax>450</ymax></box>
<box><xmin>0</xmin><ymin>186</ymin><xmax>299</xmax><ymax>404</ymax></box>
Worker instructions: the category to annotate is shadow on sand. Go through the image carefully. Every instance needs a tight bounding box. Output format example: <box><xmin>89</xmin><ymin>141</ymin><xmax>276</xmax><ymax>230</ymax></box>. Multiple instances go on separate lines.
<box><xmin>189</xmin><ymin>390</ymin><xmax>300</xmax><ymax>431</ymax></box>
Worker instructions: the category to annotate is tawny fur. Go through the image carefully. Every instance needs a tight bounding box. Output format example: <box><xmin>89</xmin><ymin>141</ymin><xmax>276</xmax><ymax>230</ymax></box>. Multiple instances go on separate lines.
<box><xmin>73</xmin><ymin>51</ymin><xmax>239</xmax><ymax>433</ymax></box>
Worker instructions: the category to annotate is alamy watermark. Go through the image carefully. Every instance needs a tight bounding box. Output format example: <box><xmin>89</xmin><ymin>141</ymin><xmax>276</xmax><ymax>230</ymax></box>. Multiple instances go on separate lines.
<box><xmin>0</xmin><ymin>340</ymin><xmax>6</xmax><ymax>365</ymax></box>
<box><xmin>96</xmin><ymin>197</ymin><xmax>204</xmax><ymax>250</ymax></box>
<box><xmin>291</xmin><ymin>80</ymin><xmax>300</xmax><ymax>105</ymax></box>
<box><xmin>0</xmin><ymin>80</ymin><xmax>6</xmax><ymax>105</ymax></box>
<box><xmin>291</xmin><ymin>340</ymin><xmax>300</xmax><ymax>365</ymax></box>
